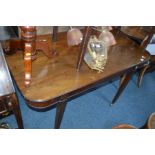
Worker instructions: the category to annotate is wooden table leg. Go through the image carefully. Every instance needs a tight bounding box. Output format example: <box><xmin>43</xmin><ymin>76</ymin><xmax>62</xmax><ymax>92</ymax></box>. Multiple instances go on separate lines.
<box><xmin>51</xmin><ymin>26</ymin><xmax>59</xmax><ymax>56</ymax></box>
<box><xmin>11</xmin><ymin>94</ymin><xmax>24</xmax><ymax>129</ymax></box>
<box><xmin>54</xmin><ymin>98</ymin><xmax>67</xmax><ymax>129</ymax></box>
<box><xmin>52</xmin><ymin>26</ymin><xmax>58</xmax><ymax>42</ymax></box>
<box><xmin>76</xmin><ymin>26</ymin><xmax>93</xmax><ymax>71</ymax></box>
<box><xmin>20</xmin><ymin>26</ymin><xmax>37</xmax><ymax>87</ymax></box>
<box><xmin>137</xmin><ymin>64</ymin><xmax>149</xmax><ymax>87</ymax></box>
<box><xmin>20</xmin><ymin>26</ymin><xmax>37</xmax><ymax>60</ymax></box>
<box><xmin>112</xmin><ymin>70</ymin><xmax>134</xmax><ymax>104</ymax></box>
<box><xmin>119</xmin><ymin>74</ymin><xmax>126</xmax><ymax>87</ymax></box>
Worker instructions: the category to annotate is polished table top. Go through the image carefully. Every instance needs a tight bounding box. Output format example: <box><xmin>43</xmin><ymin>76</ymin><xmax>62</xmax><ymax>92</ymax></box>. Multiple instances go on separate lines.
<box><xmin>5</xmin><ymin>31</ymin><xmax>150</xmax><ymax>108</ymax></box>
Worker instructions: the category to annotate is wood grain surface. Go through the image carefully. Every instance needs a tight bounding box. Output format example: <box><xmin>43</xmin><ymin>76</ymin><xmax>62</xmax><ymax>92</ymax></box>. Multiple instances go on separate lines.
<box><xmin>5</xmin><ymin>31</ymin><xmax>150</xmax><ymax>108</ymax></box>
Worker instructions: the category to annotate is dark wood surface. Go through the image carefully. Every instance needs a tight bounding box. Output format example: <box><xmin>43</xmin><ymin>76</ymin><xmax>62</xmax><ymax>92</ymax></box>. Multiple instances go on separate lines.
<box><xmin>121</xmin><ymin>26</ymin><xmax>153</xmax><ymax>40</ymax></box>
<box><xmin>5</xmin><ymin>31</ymin><xmax>150</xmax><ymax>108</ymax></box>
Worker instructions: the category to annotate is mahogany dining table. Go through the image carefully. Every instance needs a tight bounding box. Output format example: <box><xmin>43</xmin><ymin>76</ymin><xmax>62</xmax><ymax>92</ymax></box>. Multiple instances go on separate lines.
<box><xmin>5</xmin><ymin>29</ymin><xmax>150</xmax><ymax>128</ymax></box>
